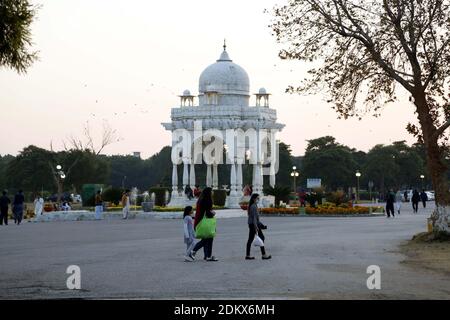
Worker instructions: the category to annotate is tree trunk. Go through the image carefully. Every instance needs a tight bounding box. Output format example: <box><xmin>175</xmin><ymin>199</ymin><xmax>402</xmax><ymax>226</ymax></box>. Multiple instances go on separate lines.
<box><xmin>414</xmin><ymin>91</ymin><xmax>450</xmax><ymax>233</ymax></box>
<box><xmin>57</xmin><ymin>180</ymin><xmax>63</xmax><ymax>204</ymax></box>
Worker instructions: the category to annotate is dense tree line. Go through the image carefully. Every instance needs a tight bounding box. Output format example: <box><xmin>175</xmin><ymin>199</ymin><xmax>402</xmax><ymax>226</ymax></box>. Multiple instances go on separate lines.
<box><xmin>0</xmin><ymin>138</ymin><xmax>448</xmax><ymax>200</ymax></box>
<box><xmin>299</xmin><ymin>136</ymin><xmax>450</xmax><ymax>193</ymax></box>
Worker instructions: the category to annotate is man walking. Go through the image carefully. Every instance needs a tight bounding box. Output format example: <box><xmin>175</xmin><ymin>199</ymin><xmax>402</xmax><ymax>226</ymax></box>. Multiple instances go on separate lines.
<box><xmin>95</xmin><ymin>190</ymin><xmax>103</xmax><ymax>220</ymax></box>
<box><xmin>0</xmin><ymin>191</ymin><xmax>11</xmax><ymax>225</ymax></box>
<box><xmin>385</xmin><ymin>189</ymin><xmax>395</xmax><ymax>218</ymax></box>
<box><xmin>395</xmin><ymin>190</ymin><xmax>403</xmax><ymax>215</ymax></box>
<box><xmin>34</xmin><ymin>193</ymin><xmax>44</xmax><ymax>216</ymax></box>
<box><xmin>420</xmin><ymin>190</ymin><xmax>428</xmax><ymax>208</ymax></box>
<box><xmin>411</xmin><ymin>189</ymin><xmax>420</xmax><ymax>213</ymax></box>
<box><xmin>122</xmin><ymin>189</ymin><xmax>131</xmax><ymax>220</ymax></box>
<box><xmin>13</xmin><ymin>190</ymin><xmax>25</xmax><ymax>225</ymax></box>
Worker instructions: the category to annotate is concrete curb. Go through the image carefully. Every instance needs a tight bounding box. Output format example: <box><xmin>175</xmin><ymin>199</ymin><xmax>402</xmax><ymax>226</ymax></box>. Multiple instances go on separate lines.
<box><xmin>260</xmin><ymin>213</ymin><xmax>385</xmax><ymax>218</ymax></box>
<box><xmin>29</xmin><ymin>210</ymin><xmax>247</xmax><ymax>222</ymax></box>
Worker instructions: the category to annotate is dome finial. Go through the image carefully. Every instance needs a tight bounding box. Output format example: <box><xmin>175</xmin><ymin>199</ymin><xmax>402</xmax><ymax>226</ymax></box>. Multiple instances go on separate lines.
<box><xmin>217</xmin><ymin>40</ymin><xmax>232</xmax><ymax>62</ymax></box>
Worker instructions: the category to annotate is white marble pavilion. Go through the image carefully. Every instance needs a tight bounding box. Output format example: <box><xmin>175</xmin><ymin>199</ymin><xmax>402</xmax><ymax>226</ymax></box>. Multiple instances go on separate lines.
<box><xmin>162</xmin><ymin>44</ymin><xmax>285</xmax><ymax>208</ymax></box>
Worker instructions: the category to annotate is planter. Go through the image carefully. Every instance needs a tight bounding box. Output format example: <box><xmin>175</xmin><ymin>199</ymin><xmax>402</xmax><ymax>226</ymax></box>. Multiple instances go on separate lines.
<box><xmin>240</xmin><ymin>204</ymin><xmax>248</xmax><ymax>211</ymax></box>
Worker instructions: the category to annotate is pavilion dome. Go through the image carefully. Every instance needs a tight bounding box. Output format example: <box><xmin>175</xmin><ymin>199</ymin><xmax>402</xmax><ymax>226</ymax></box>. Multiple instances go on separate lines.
<box><xmin>198</xmin><ymin>47</ymin><xmax>250</xmax><ymax>95</ymax></box>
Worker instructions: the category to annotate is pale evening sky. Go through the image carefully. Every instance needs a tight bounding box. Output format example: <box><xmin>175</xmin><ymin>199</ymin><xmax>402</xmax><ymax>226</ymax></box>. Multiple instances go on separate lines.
<box><xmin>0</xmin><ymin>0</ymin><xmax>419</xmax><ymax>158</ymax></box>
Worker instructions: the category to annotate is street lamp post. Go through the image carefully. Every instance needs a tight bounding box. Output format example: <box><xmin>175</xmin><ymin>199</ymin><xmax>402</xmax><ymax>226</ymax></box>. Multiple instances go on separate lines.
<box><xmin>420</xmin><ymin>174</ymin><xmax>425</xmax><ymax>190</ymax></box>
<box><xmin>355</xmin><ymin>171</ymin><xmax>361</xmax><ymax>203</ymax></box>
<box><xmin>368</xmin><ymin>180</ymin><xmax>374</xmax><ymax>202</ymax></box>
<box><xmin>55</xmin><ymin>165</ymin><xmax>66</xmax><ymax>203</ymax></box>
<box><xmin>291</xmin><ymin>166</ymin><xmax>299</xmax><ymax>194</ymax></box>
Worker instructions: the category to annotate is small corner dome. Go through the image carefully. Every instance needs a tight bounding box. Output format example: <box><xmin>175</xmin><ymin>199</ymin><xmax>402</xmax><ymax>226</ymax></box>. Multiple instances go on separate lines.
<box><xmin>182</xmin><ymin>89</ymin><xmax>191</xmax><ymax>96</ymax></box>
<box><xmin>258</xmin><ymin>87</ymin><xmax>267</xmax><ymax>94</ymax></box>
<box><xmin>199</xmin><ymin>47</ymin><xmax>250</xmax><ymax>95</ymax></box>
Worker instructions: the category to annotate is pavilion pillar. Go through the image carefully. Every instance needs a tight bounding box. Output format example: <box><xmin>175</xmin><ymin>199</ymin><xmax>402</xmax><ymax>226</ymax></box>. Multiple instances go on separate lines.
<box><xmin>230</xmin><ymin>162</ymin><xmax>237</xmax><ymax>196</ymax></box>
<box><xmin>206</xmin><ymin>164</ymin><xmax>212</xmax><ymax>187</ymax></box>
<box><xmin>171</xmin><ymin>164</ymin><xmax>178</xmax><ymax>197</ymax></box>
<box><xmin>213</xmin><ymin>163</ymin><xmax>219</xmax><ymax>189</ymax></box>
<box><xmin>270</xmin><ymin>164</ymin><xmax>276</xmax><ymax>188</ymax></box>
<box><xmin>236</xmin><ymin>161</ymin><xmax>243</xmax><ymax>196</ymax></box>
<box><xmin>182</xmin><ymin>160</ymin><xmax>189</xmax><ymax>190</ymax></box>
<box><xmin>189</xmin><ymin>163</ymin><xmax>196</xmax><ymax>187</ymax></box>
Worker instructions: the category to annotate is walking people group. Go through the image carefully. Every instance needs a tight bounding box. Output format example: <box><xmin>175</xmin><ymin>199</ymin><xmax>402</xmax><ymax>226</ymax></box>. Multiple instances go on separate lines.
<box><xmin>182</xmin><ymin>187</ymin><xmax>271</xmax><ymax>262</ymax></box>
<box><xmin>385</xmin><ymin>188</ymin><xmax>429</xmax><ymax>216</ymax></box>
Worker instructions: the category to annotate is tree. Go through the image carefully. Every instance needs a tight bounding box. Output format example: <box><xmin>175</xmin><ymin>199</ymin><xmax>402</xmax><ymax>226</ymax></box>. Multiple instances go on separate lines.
<box><xmin>5</xmin><ymin>146</ymin><xmax>110</xmax><ymax>202</ymax></box>
<box><xmin>5</xmin><ymin>145</ymin><xmax>54</xmax><ymax>193</ymax></box>
<box><xmin>0</xmin><ymin>154</ymin><xmax>14</xmax><ymax>191</ymax></box>
<box><xmin>363</xmin><ymin>141</ymin><xmax>425</xmax><ymax>193</ymax></box>
<box><xmin>302</xmin><ymin>136</ymin><xmax>358</xmax><ymax>190</ymax></box>
<box><xmin>272</xmin><ymin>0</ymin><xmax>450</xmax><ymax>232</ymax></box>
<box><xmin>263</xmin><ymin>185</ymin><xmax>292</xmax><ymax>206</ymax></box>
<box><xmin>0</xmin><ymin>0</ymin><xmax>38</xmax><ymax>73</ymax></box>
<box><xmin>275</xmin><ymin>142</ymin><xmax>295</xmax><ymax>188</ymax></box>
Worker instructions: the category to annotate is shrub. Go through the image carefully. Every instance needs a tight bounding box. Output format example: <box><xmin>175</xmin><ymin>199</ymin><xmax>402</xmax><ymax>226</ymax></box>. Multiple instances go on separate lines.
<box><xmin>149</xmin><ymin>187</ymin><xmax>169</xmax><ymax>207</ymax></box>
<box><xmin>327</xmin><ymin>190</ymin><xmax>349</xmax><ymax>206</ymax></box>
<box><xmin>263</xmin><ymin>185</ymin><xmax>291</xmax><ymax>206</ymax></box>
<box><xmin>102</xmin><ymin>187</ymin><xmax>123</xmax><ymax>206</ymax></box>
<box><xmin>212</xmin><ymin>189</ymin><xmax>227</xmax><ymax>207</ymax></box>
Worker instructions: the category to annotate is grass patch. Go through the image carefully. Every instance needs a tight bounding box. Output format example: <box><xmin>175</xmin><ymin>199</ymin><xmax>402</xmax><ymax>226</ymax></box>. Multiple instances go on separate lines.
<box><xmin>400</xmin><ymin>232</ymin><xmax>450</xmax><ymax>276</ymax></box>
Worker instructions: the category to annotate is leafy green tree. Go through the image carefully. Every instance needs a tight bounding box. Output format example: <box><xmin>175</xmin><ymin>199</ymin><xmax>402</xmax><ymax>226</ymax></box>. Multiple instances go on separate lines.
<box><xmin>0</xmin><ymin>0</ymin><xmax>39</xmax><ymax>73</ymax></box>
<box><xmin>274</xmin><ymin>142</ymin><xmax>294</xmax><ymax>188</ymax></box>
<box><xmin>364</xmin><ymin>141</ymin><xmax>425</xmax><ymax>193</ymax></box>
<box><xmin>0</xmin><ymin>154</ymin><xmax>14</xmax><ymax>191</ymax></box>
<box><xmin>263</xmin><ymin>185</ymin><xmax>291</xmax><ymax>206</ymax></box>
<box><xmin>5</xmin><ymin>145</ymin><xmax>54</xmax><ymax>193</ymax></box>
<box><xmin>301</xmin><ymin>136</ymin><xmax>357</xmax><ymax>190</ymax></box>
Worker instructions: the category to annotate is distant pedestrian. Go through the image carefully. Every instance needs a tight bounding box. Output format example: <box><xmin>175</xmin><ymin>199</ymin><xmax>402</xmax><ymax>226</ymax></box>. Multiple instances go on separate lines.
<box><xmin>298</xmin><ymin>189</ymin><xmax>306</xmax><ymax>207</ymax></box>
<box><xmin>122</xmin><ymin>190</ymin><xmax>131</xmax><ymax>219</ymax></box>
<box><xmin>0</xmin><ymin>190</ymin><xmax>11</xmax><ymax>225</ymax></box>
<box><xmin>395</xmin><ymin>190</ymin><xmax>403</xmax><ymax>215</ymax></box>
<box><xmin>403</xmin><ymin>190</ymin><xmax>408</xmax><ymax>202</ymax></box>
<box><xmin>385</xmin><ymin>189</ymin><xmax>395</xmax><ymax>218</ymax></box>
<box><xmin>184</xmin><ymin>185</ymin><xmax>194</xmax><ymax>200</ymax></box>
<box><xmin>61</xmin><ymin>201</ymin><xmax>71</xmax><ymax>211</ymax></box>
<box><xmin>411</xmin><ymin>189</ymin><xmax>420</xmax><ymax>213</ymax></box>
<box><xmin>420</xmin><ymin>190</ymin><xmax>428</xmax><ymax>208</ymax></box>
<box><xmin>183</xmin><ymin>206</ymin><xmax>196</xmax><ymax>262</ymax></box>
<box><xmin>193</xmin><ymin>185</ymin><xmax>201</xmax><ymax>198</ymax></box>
<box><xmin>95</xmin><ymin>190</ymin><xmax>103</xmax><ymax>220</ymax></box>
<box><xmin>33</xmin><ymin>193</ymin><xmax>44</xmax><ymax>216</ymax></box>
<box><xmin>246</xmin><ymin>193</ymin><xmax>271</xmax><ymax>260</ymax></box>
<box><xmin>12</xmin><ymin>190</ymin><xmax>25</xmax><ymax>225</ymax></box>
<box><xmin>243</xmin><ymin>185</ymin><xmax>252</xmax><ymax>196</ymax></box>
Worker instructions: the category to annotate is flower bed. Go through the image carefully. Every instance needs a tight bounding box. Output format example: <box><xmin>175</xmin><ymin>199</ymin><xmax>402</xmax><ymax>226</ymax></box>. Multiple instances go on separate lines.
<box><xmin>260</xmin><ymin>207</ymin><xmax>299</xmax><ymax>215</ymax></box>
<box><xmin>260</xmin><ymin>205</ymin><xmax>384</xmax><ymax>215</ymax></box>
<box><xmin>306</xmin><ymin>205</ymin><xmax>369</xmax><ymax>214</ymax></box>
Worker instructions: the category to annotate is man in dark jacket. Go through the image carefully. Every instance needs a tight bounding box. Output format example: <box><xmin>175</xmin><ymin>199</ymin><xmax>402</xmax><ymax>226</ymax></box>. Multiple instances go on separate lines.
<box><xmin>0</xmin><ymin>191</ymin><xmax>11</xmax><ymax>225</ymax></box>
<box><xmin>420</xmin><ymin>190</ymin><xmax>428</xmax><ymax>208</ymax></box>
<box><xmin>385</xmin><ymin>189</ymin><xmax>396</xmax><ymax>218</ymax></box>
<box><xmin>13</xmin><ymin>190</ymin><xmax>25</xmax><ymax>225</ymax></box>
<box><xmin>411</xmin><ymin>189</ymin><xmax>420</xmax><ymax>213</ymax></box>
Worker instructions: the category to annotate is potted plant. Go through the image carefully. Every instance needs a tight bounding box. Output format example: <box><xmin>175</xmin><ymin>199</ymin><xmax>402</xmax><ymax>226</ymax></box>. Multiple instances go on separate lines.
<box><xmin>239</xmin><ymin>201</ymin><xmax>249</xmax><ymax>211</ymax></box>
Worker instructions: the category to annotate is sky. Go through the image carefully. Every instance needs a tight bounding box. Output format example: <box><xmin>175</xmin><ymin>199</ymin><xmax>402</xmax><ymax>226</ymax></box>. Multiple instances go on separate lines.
<box><xmin>0</xmin><ymin>0</ymin><xmax>420</xmax><ymax>158</ymax></box>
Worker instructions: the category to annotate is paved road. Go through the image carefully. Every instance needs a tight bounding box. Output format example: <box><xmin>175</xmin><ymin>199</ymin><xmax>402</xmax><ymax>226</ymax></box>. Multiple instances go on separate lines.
<box><xmin>1</xmin><ymin>202</ymin><xmax>449</xmax><ymax>299</ymax></box>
